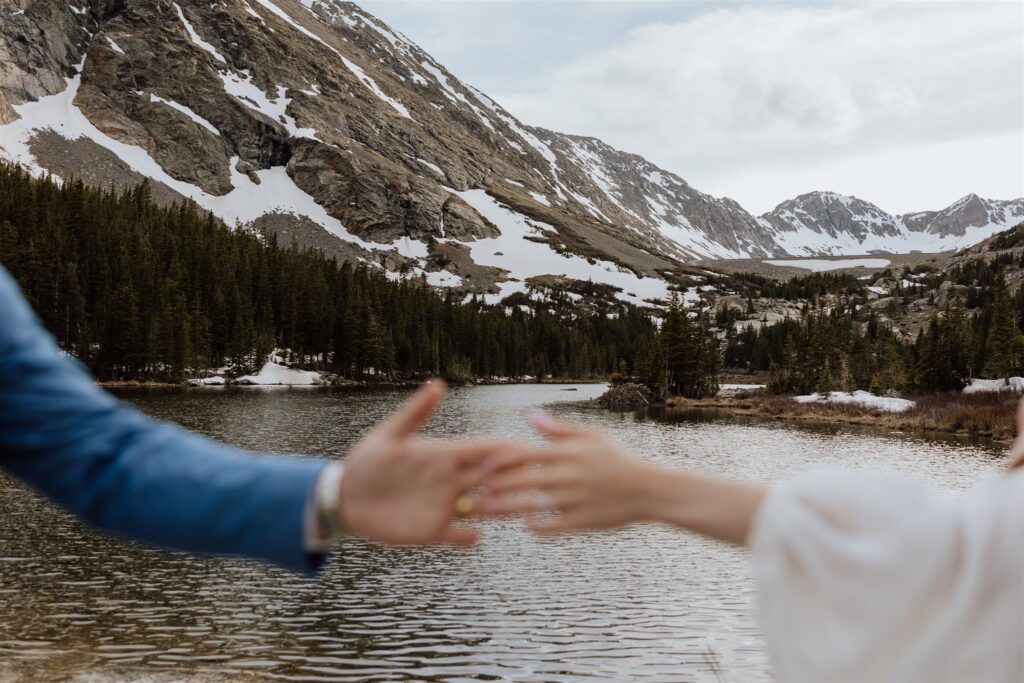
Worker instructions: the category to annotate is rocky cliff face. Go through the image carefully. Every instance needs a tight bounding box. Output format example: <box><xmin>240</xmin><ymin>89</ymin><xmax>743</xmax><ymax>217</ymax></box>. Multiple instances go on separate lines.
<box><xmin>1</xmin><ymin>0</ymin><xmax>1021</xmax><ymax>305</ymax></box>
<box><xmin>0</xmin><ymin>0</ymin><xmax>91</xmax><ymax>124</ymax></box>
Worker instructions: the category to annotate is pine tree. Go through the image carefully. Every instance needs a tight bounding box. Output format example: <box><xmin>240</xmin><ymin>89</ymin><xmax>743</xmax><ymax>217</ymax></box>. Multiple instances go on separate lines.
<box><xmin>984</xmin><ymin>272</ymin><xmax>1023</xmax><ymax>380</ymax></box>
<box><xmin>815</xmin><ymin>362</ymin><xmax>835</xmax><ymax>398</ymax></box>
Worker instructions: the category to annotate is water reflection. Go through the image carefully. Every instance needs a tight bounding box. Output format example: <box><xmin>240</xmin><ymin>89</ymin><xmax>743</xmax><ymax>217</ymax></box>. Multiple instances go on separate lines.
<box><xmin>0</xmin><ymin>385</ymin><xmax>1006</xmax><ymax>681</ymax></box>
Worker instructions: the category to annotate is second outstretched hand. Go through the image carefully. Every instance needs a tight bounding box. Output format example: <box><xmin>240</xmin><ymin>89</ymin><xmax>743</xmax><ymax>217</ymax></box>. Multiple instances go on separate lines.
<box><xmin>478</xmin><ymin>410</ymin><xmax>766</xmax><ymax>546</ymax></box>
<box><xmin>336</xmin><ymin>380</ymin><xmax>512</xmax><ymax>546</ymax></box>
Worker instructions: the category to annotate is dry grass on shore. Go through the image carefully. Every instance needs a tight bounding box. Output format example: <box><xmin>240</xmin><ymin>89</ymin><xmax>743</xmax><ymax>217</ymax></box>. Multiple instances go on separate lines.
<box><xmin>672</xmin><ymin>389</ymin><xmax>1022</xmax><ymax>442</ymax></box>
<box><xmin>902</xmin><ymin>391</ymin><xmax>1020</xmax><ymax>440</ymax></box>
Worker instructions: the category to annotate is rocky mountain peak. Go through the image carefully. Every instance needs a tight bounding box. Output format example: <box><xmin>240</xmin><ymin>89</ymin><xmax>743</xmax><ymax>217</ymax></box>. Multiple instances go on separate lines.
<box><xmin>759</xmin><ymin>189</ymin><xmax>1024</xmax><ymax>256</ymax></box>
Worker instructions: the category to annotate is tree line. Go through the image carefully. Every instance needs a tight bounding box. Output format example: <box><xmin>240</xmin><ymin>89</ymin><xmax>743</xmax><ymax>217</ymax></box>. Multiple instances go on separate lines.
<box><xmin>722</xmin><ymin>268</ymin><xmax>1024</xmax><ymax>395</ymax></box>
<box><xmin>0</xmin><ymin>165</ymin><xmax>657</xmax><ymax>382</ymax></box>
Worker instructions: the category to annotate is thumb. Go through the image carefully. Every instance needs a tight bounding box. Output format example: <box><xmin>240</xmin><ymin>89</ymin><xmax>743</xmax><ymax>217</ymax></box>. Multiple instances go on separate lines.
<box><xmin>378</xmin><ymin>380</ymin><xmax>446</xmax><ymax>439</ymax></box>
<box><xmin>527</xmin><ymin>409</ymin><xmax>588</xmax><ymax>440</ymax></box>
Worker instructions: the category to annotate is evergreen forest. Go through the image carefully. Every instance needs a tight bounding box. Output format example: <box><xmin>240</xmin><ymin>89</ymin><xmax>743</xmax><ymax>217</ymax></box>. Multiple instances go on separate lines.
<box><xmin>0</xmin><ymin>165</ymin><xmax>656</xmax><ymax>382</ymax></box>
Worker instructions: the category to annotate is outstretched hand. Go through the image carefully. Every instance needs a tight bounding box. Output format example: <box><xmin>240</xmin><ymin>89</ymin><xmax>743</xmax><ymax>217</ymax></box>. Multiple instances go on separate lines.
<box><xmin>478</xmin><ymin>409</ymin><xmax>765</xmax><ymax>545</ymax></box>
<box><xmin>337</xmin><ymin>380</ymin><xmax>508</xmax><ymax>546</ymax></box>
<box><xmin>479</xmin><ymin>410</ymin><xmax>657</xmax><ymax>534</ymax></box>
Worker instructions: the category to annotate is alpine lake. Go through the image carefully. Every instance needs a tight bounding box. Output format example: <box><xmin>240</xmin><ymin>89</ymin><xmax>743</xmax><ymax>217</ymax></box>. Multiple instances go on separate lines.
<box><xmin>0</xmin><ymin>384</ymin><xmax>1007</xmax><ymax>682</ymax></box>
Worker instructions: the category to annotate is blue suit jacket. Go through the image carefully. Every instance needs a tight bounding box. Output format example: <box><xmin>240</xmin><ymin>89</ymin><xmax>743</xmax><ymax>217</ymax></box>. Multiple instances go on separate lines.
<box><xmin>0</xmin><ymin>266</ymin><xmax>328</xmax><ymax>572</ymax></box>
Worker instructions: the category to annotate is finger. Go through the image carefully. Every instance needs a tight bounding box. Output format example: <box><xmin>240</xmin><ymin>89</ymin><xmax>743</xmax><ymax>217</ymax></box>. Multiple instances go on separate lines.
<box><xmin>409</xmin><ymin>440</ymin><xmax>524</xmax><ymax>482</ymax></box>
<box><xmin>527</xmin><ymin>409</ymin><xmax>590</xmax><ymax>440</ymax></box>
<box><xmin>475</xmin><ymin>493</ymin><xmax>536</xmax><ymax>516</ymax></box>
<box><xmin>527</xmin><ymin>508</ymin><xmax>598</xmax><ymax>535</ymax></box>
<box><xmin>438</xmin><ymin>523</ymin><xmax>478</xmax><ymax>545</ymax></box>
<box><xmin>483</xmin><ymin>464</ymin><xmax>579</xmax><ymax>495</ymax></box>
<box><xmin>444</xmin><ymin>439</ymin><xmax>524</xmax><ymax>465</ymax></box>
<box><xmin>377</xmin><ymin>380</ymin><xmax>446</xmax><ymax>438</ymax></box>
<box><xmin>458</xmin><ymin>463</ymin><xmax>492</xmax><ymax>491</ymax></box>
<box><xmin>480</xmin><ymin>444</ymin><xmax>557</xmax><ymax>475</ymax></box>
<box><xmin>479</xmin><ymin>488</ymin><xmax>587</xmax><ymax>516</ymax></box>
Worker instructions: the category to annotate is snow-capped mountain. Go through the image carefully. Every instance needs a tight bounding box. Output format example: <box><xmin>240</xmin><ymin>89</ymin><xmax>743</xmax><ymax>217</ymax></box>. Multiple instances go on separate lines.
<box><xmin>899</xmin><ymin>194</ymin><xmax>1024</xmax><ymax>247</ymax></box>
<box><xmin>759</xmin><ymin>191</ymin><xmax>1024</xmax><ymax>256</ymax></box>
<box><xmin>1</xmin><ymin>0</ymin><xmax>1021</xmax><ymax>304</ymax></box>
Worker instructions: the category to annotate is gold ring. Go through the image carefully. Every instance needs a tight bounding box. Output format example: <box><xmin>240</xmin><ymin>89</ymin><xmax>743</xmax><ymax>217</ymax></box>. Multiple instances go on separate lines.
<box><xmin>453</xmin><ymin>494</ymin><xmax>476</xmax><ymax>517</ymax></box>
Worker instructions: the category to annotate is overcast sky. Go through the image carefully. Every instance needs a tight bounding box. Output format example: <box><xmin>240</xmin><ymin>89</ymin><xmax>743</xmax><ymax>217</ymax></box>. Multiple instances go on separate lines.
<box><xmin>360</xmin><ymin>1</ymin><xmax>1024</xmax><ymax>215</ymax></box>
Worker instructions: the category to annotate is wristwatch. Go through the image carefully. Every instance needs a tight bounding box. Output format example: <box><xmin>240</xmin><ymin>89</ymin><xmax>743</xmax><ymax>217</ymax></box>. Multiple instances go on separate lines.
<box><xmin>312</xmin><ymin>463</ymin><xmax>347</xmax><ymax>546</ymax></box>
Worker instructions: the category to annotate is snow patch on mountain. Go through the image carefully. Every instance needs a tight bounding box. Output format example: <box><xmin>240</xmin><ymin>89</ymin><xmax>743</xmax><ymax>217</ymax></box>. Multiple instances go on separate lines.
<box><xmin>423</xmin><ymin>270</ymin><xmax>463</xmax><ymax>287</ymax></box>
<box><xmin>340</xmin><ymin>56</ymin><xmax>412</xmax><ymax>119</ymax></box>
<box><xmin>251</xmin><ymin>0</ymin><xmax>411</xmax><ymax>119</ymax></box>
<box><xmin>415</xmin><ymin>158</ymin><xmax>444</xmax><ymax>178</ymax></box>
<box><xmin>473</xmin><ymin>90</ymin><xmax>556</xmax><ymax>164</ymax></box>
<box><xmin>563</xmin><ymin>138</ymin><xmax>629</xmax><ymax>214</ymax></box>
<box><xmin>453</xmin><ymin>189</ymin><xmax>669</xmax><ymax>306</ymax></box>
<box><xmin>417</xmin><ymin>59</ymin><xmax>493</xmax><ymax>130</ymax></box>
<box><xmin>174</xmin><ymin>3</ymin><xmax>225</xmax><ymax>63</ymax></box>
<box><xmin>219</xmin><ymin>70</ymin><xmax>318</xmax><ymax>139</ymax></box>
<box><xmin>528</xmin><ymin>191</ymin><xmax>550</xmax><ymax>207</ymax></box>
<box><xmin>149</xmin><ymin>94</ymin><xmax>220</xmax><ymax>136</ymax></box>
<box><xmin>0</xmin><ymin>65</ymin><xmax>427</xmax><ymax>263</ymax></box>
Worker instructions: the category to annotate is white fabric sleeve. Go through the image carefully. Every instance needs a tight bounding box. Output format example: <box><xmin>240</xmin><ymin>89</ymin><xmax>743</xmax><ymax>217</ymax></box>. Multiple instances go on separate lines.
<box><xmin>749</xmin><ymin>467</ymin><xmax>1024</xmax><ymax>683</ymax></box>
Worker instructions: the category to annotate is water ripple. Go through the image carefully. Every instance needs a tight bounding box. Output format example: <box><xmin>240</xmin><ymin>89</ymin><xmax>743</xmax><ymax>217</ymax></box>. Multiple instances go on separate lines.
<box><xmin>0</xmin><ymin>385</ymin><xmax>1004</xmax><ymax>681</ymax></box>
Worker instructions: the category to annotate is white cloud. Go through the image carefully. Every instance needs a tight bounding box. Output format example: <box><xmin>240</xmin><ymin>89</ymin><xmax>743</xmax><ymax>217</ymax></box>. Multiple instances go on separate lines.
<box><xmin>490</xmin><ymin>2</ymin><xmax>1023</xmax><ymax>214</ymax></box>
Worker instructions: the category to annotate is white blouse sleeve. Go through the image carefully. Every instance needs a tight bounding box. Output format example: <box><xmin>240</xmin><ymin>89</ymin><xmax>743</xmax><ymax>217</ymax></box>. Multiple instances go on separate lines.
<box><xmin>749</xmin><ymin>467</ymin><xmax>1024</xmax><ymax>683</ymax></box>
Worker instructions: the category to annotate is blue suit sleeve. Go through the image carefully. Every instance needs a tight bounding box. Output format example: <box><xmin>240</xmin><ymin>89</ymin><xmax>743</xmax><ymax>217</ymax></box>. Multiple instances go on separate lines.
<box><xmin>0</xmin><ymin>266</ymin><xmax>328</xmax><ymax>572</ymax></box>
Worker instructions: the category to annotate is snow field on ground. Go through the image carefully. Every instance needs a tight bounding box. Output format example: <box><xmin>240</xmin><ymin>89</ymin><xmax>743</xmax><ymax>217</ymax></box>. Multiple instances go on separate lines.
<box><xmin>794</xmin><ymin>390</ymin><xmax>915</xmax><ymax>412</ymax></box>
<box><xmin>764</xmin><ymin>258</ymin><xmax>892</xmax><ymax>272</ymax></box>
<box><xmin>963</xmin><ymin>378</ymin><xmax>1024</xmax><ymax>394</ymax></box>
<box><xmin>187</xmin><ymin>376</ymin><xmax>226</xmax><ymax>386</ymax></box>
<box><xmin>236</xmin><ymin>361</ymin><xmax>322</xmax><ymax>385</ymax></box>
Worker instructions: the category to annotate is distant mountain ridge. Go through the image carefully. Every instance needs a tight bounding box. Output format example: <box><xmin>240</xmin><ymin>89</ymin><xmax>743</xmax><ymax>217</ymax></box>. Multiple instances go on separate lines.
<box><xmin>759</xmin><ymin>191</ymin><xmax>1024</xmax><ymax>256</ymax></box>
<box><xmin>0</xmin><ymin>0</ymin><xmax>1021</xmax><ymax>304</ymax></box>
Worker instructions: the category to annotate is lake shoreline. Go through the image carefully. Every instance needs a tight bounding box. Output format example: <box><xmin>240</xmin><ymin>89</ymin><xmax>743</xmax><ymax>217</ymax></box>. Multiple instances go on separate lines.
<box><xmin>670</xmin><ymin>397</ymin><xmax>1014</xmax><ymax>446</ymax></box>
<box><xmin>98</xmin><ymin>377</ymin><xmax>608</xmax><ymax>389</ymax></box>
<box><xmin>581</xmin><ymin>390</ymin><xmax>1020</xmax><ymax>446</ymax></box>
